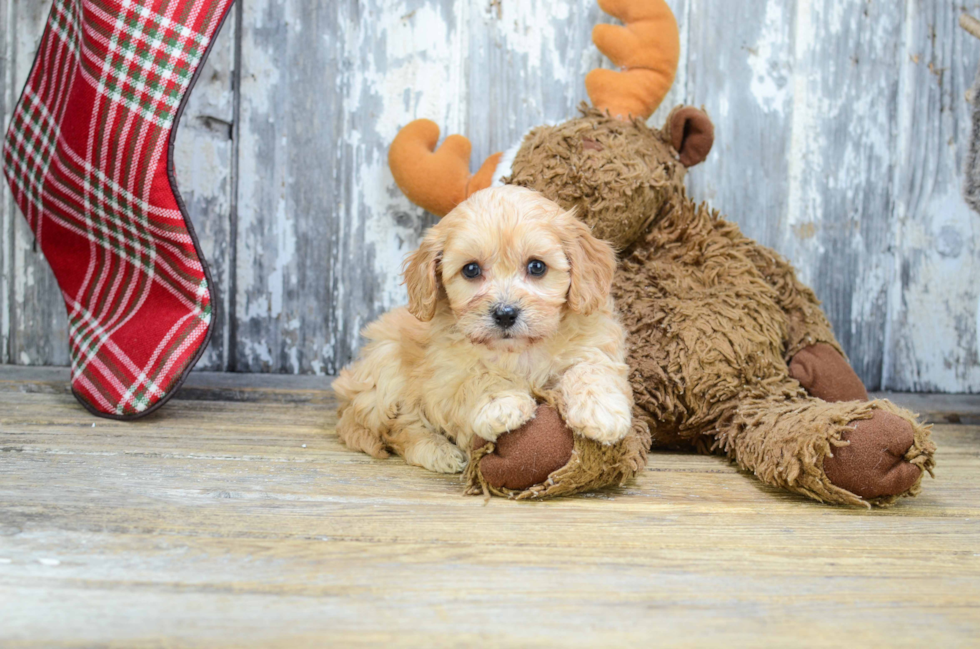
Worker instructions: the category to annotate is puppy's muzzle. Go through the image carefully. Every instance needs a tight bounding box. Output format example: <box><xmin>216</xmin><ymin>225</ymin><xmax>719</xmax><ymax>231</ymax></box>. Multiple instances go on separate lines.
<box><xmin>492</xmin><ymin>304</ymin><xmax>521</xmax><ymax>330</ymax></box>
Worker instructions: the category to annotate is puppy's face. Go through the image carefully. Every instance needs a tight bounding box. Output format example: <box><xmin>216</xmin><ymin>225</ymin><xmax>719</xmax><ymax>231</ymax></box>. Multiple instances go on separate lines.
<box><xmin>404</xmin><ymin>186</ymin><xmax>616</xmax><ymax>349</ymax></box>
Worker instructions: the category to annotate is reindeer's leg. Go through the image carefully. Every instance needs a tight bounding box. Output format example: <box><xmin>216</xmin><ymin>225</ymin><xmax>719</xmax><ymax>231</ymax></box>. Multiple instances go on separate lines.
<box><xmin>744</xmin><ymin>241</ymin><xmax>843</xmax><ymax>359</ymax></box>
<box><xmin>744</xmin><ymin>241</ymin><xmax>874</xmax><ymax>405</ymax></box>
<box><xmin>715</xmin><ymin>392</ymin><xmax>935</xmax><ymax>507</ymax></box>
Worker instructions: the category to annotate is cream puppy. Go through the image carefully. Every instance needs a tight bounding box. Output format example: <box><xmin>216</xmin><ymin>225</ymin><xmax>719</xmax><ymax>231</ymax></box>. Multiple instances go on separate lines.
<box><xmin>332</xmin><ymin>186</ymin><xmax>632</xmax><ymax>474</ymax></box>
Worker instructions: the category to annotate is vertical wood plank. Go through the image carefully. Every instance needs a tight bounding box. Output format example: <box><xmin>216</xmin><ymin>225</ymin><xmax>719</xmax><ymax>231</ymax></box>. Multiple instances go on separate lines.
<box><xmin>684</xmin><ymin>0</ymin><xmax>795</xmax><ymax>247</ymax></box>
<box><xmin>687</xmin><ymin>0</ymin><xmax>904</xmax><ymax>389</ymax></box>
<box><xmin>1</xmin><ymin>0</ymin><xmax>12</xmax><ymax>364</ymax></box>
<box><xmin>886</xmin><ymin>1</ymin><xmax>980</xmax><ymax>392</ymax></box>
<box><xmin>235</xmin><ymin>0</ymin><xmax>348</xmax><ymax>373</ymax></box>
<box><xmin>783</xmin><ymin>0</ymin><xmax>905</xmax><ymax>389</ymax></box>
<box><xmin>235</xmin><ymin>0</ymin><xmax>474</xmax><ymax>374</ymax></box>
<box><xmin>653</xmin><ymin>0</ymin><xmax>691</xmax><ymax>127</ymax></box>
<box><xmin>331</xmin><ymin>0</ymin><xmax>467</xmax><ymax>374</ymax></box>
<box><xmin>6</xmin><ymin>0</ymin><xmax>69</xmax><ymax>368</ymax></box>
<box><xmin>172</xmin><ymin>12</ymin><xmax>237</xmax><ymax>371</ymax></box>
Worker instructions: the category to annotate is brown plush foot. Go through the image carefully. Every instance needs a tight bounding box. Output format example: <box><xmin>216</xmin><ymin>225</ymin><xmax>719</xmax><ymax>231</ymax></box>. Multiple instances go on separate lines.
<box><xmin>472</xmin><ymin>405</ymin><xmax>575</xmax><ymax>491</ymax></box>
<box><xmin>823</xmin><ymin>411</ymin><xmax>922</xmax><ymax>500</ymax></box>
<box><xmin>789</xmin><ymin>343</ymin><xmax>869</xmax><ymax>402</ymax></box>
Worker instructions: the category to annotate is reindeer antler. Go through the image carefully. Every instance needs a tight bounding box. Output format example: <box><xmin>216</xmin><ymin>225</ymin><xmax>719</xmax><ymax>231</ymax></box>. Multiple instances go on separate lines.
<box><xmin>388</xmin><ymin>120</ymin><xmax>502</xmax><ymax>217</ymax></box>
<box><xmin>586</xmin><ymin>0</ymin><xmax>680</xmax><ymax>120</ymax></box>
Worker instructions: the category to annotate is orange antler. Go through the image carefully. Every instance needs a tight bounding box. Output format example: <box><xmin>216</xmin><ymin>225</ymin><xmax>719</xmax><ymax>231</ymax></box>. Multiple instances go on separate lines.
<box><xmin>388</xmin><ymin>120</ymin><xmax>502</xmax><ymax>217</ymax></box>
<box><xmin>586</xmin><ymin>0</ymin><xmax>680</xmax><ymax>120</ymax></box>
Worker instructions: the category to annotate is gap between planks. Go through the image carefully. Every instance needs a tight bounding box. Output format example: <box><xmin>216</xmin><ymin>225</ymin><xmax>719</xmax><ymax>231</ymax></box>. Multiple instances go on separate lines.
<box><xmin>1</xmin><ymin>365</ymin><xmax>977</xmax><ymax>423</ymax></box>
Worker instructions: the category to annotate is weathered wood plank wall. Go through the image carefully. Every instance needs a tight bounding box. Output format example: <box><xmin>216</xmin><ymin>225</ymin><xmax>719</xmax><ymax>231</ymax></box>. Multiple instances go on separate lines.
<box><xmin>1</xmin><ymin>0</ymin><xmax>979</xmax><ymax>392</ymax></box>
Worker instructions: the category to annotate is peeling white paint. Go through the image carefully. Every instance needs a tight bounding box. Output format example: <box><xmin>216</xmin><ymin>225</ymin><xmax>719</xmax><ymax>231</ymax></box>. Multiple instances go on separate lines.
<box><xmin>342</xmin><ymin>0</ymin><xmax>470</xmax><ymax>320</ymax></box>
<box><xmin>492</xmin><ymin>1</ymin><xmax>572</xmax><ymax>84</ymax></box>
<box><xmin>238</xmin><ymin>4</ymin><xmax>282</xmax><ymax>117</ymax></box>
<box><xmin>852</xmin><ymin>257</ymin><xmax>886</xmax><ymax>333</ymax></box>
<box><xmin>2</xmin><ymin>0</ymin><xmax>978</xmax><ymax>391</ymax></box>
<box><xmin>242</xmin><ymin>339</ymin><xmax>273</xmax><ymax>367</ymax></box>
<box><xmin>749</xmin><ymin>0</ymin><xmax>790</xmax><ymax>115</ymax></box>
<box><xmin>266</xmin><ymin>198</ymin><xmax>296</xmax><ymax>319</ymax></box>
<box><xmin>975</xmin><ymin>295</ymin><xmax>980</xmax><ymax>366</ymax></box>
<box><xmin>352</xmin><ymin>2</ymin><xmax>461</xmax><ymax>137</ymax></box>
<box><xmin>357</xmin><ymin>154</ymin><xmax>414</xmax><ymax>308</ymax></box>
<box><xmin>786</xmin><ymin>0</ymin><xmax>823</xmax><ymax>254</ymax></box>
<box><xmin>893</xmin><ymin>188</ymin><xmax>980</xmax><ymax>391</ymax></box>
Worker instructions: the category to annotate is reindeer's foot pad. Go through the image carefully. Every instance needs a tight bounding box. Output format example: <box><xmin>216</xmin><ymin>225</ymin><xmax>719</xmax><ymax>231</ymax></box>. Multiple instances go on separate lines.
<box><xmin>466</xmin><ymin>405</ymin><xmax>650</xmax><ymax>500</ymax></box>
<box><xmin>471</xmin><ymin>405</ymin><xmax>575</xmax><ymax>491</ymax></box>
<box><xmin>824</xmin><ymin>410</ymin><xmax>927</xmax><ymax>501</ymax></box>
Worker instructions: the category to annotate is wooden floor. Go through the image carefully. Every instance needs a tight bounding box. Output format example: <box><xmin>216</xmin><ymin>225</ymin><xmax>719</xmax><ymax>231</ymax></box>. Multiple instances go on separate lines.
<box><xmin>1</xmin><ymin>367</ymin><xmax>978</xmax><ymax>647</ymax></box>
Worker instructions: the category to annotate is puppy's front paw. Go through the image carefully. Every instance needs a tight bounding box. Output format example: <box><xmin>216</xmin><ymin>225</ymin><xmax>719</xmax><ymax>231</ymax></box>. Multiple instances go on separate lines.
<box><xmin>405</xmin><ymin>437</ymin><xmax>468</xmax><ymax>474</ymax></box>
<box><xmin>473</xmin><ymin>392</ymin><xmax>537</xmax><ymax>441</ymax></box>
<box><xmin>564</xmin><ymin>391</ymin><xmax>632</xmax><ymax>445</ymax></box>
<box><xmin>424</xmin><ymin>443</ymin><xmax>469</xmax><ymax>474</ymax></box>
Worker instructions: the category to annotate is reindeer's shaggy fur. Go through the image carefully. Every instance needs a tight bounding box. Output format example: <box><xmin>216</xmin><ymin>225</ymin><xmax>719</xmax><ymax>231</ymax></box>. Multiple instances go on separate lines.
<box><xmin>481</xmin><ymin>106</ymin><xmax>936</xmax><ymax>505</ymax></box>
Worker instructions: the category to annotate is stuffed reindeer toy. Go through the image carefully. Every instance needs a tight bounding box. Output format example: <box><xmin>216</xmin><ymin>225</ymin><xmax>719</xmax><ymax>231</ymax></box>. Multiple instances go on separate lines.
<box><xmin>384</xmin><ymin>0</ymin><xmax>935</xmax><ymax>506</ymax></box>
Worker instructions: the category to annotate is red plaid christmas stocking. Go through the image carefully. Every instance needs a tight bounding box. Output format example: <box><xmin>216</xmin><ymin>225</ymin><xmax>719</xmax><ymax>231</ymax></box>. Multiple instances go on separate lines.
<box><xmin>3</xmin><ymin>0</ymin><xmax>236</xmax><ymax>418</ymax></box>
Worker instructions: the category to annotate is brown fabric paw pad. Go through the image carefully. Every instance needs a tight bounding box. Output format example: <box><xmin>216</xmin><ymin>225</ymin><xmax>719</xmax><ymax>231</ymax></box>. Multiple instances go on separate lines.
<box><xmin>789</xmin><ymin>343</ymin><xmax>869</xmax><ymax>403</ymax></box>
<box><xmin>471</xmin><ymin>405</ymin><xmax>575</xmax><ymax>491</ymax></box>
<box><xmin>823</xmin><ymin>410</ymin><xmax>922</xmax><ymax>500</ymax></box>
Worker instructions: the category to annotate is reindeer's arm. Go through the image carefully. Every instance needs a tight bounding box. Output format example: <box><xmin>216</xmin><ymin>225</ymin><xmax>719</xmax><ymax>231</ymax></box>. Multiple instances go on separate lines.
<box><xmin>745</xmin><ymin>241</ymin><xmax>841</xmax><ymax>359</ymax></box>
<box><xmin>743</xmin><ymin>241</ymin><xmax>843</xmax><ymax>359</ymax></box>
<box><xmin>743</xmin><ymin>240</ymin><xmax>871</xmax><ymax>401</ymax></box>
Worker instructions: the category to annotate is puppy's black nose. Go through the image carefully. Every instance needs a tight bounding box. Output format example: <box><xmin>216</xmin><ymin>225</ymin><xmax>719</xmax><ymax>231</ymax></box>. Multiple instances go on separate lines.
<box><xmin>492</xmin><ymin>304</ymin><xmax>520</xmax><ymax>330</ymax></box>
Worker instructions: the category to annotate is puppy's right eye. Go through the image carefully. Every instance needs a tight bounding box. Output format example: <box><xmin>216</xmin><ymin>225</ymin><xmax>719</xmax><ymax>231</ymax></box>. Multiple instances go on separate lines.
<box><xmin>461</xmin><ymin>262</ymin><xmax>482</xmax><ymax>279</ymax></box>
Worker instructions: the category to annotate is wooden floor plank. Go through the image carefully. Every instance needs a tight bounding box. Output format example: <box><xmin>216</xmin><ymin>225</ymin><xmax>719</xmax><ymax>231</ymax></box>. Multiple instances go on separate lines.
<box><xmin>0</xmin><ymin>367</ymin><xmax>978</xmax><ymax>646</ymax></box>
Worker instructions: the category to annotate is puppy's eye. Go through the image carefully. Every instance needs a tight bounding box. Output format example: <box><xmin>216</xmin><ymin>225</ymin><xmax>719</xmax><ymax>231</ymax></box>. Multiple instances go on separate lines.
<box><xmin>461</xmin><ymin>262</ymin><xmax>482</xmax><ymax>279</ymax></box>
<box><xmin>527</xmin><ymin>259</ymin><xmax>547</xmax><ymax>277</ymax></box>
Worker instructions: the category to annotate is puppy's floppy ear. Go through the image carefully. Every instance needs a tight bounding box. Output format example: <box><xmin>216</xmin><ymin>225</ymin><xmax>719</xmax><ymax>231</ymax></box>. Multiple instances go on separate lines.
<box><xmin>561</xmin><ymin>211</ymin><xmax>617</xmax><ymax>315</ymax></box>
<box><xmin>403</xmin><ymin>226</ymin><xmax>444</xmax><ymax>322</ymax></box>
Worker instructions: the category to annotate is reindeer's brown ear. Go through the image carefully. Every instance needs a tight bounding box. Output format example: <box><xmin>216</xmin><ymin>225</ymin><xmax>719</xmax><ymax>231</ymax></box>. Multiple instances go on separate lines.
<box><xmin>666</xmin><ymin>106</ymin><xmax>714</xmax><ymax>168</ymax></box>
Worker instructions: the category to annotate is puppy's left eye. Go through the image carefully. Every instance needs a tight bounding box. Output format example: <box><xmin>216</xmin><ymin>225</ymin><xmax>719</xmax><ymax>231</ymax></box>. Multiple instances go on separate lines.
<box><xmin>527</xmin><ymin>260</ymin><xmax>547</xmax><ymax>277</ymax></box>
<box><xmin>462</xmin><ymin>262</ymin><xmax>482</xmax><ymax>279</ymax></box>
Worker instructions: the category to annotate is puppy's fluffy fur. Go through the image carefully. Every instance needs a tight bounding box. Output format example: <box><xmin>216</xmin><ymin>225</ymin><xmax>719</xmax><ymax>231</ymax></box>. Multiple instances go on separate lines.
<box><xmin>332</xmin><ymin>186</ymin><xmax>632</xmax><ymax>474</ymax></box>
